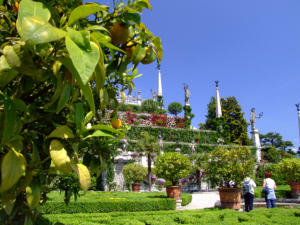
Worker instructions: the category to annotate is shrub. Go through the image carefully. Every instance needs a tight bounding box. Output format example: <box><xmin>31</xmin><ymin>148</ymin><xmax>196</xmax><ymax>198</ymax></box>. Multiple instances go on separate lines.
<box><xmin>255</xmin><ymin>163</ymin><xmax>286</xmax><ymax>185</ymax></box>
<box><xmin>278</xmin><ymin>158</ymin><xmax>300</xmax><ymax>183</ymax></box>
<box><xmin>154</xmin><ymin>152</ymin><xmax>192</xmax><ymax>185</ymax></box>
<box><xmin>141</xmin><ymin>99</ymin><xmax>159</xmax><ymax>113</ymax></box>
<box><xmin>123</xmin><ymin>163</ymin><xmax>147</xmax><ymax>184</ymax></box>
<box><xmin>168</xmin><ymin>102</ymin><xmax>183</xmax><ymax>116</ymax></box>
<box><xmin>261</xmin><ymin>147</ymin><xmax>281</xmax><ymax>163</ymax></box>
<box><xmin>204</xmin><ymin>146</ymin><xmax>256</xmax><ymax>187</ymax></box>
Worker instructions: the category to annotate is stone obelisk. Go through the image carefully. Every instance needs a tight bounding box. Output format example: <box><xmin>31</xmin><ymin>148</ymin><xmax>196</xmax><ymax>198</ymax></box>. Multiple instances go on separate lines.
<box><xmin>157</xmin><ymin>64</ymin><xmax>163</xmax><ymax>108</ymax></box>
<box><xmin>296</xmin><ymin>104</ymin><xmax>300</xmax><ymax>151</ymax></box>
<box><xmin>215</xmin><ymin>81</ymin><xmax>222</xmax><ymax>118</ymax></box>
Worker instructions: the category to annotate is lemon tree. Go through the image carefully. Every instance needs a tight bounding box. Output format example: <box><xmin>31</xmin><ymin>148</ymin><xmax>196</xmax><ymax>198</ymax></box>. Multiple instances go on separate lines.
<box><xmin>0</xmin><ymin>0</ymin><xmax>162</xmax><ymax>224</ymax></box>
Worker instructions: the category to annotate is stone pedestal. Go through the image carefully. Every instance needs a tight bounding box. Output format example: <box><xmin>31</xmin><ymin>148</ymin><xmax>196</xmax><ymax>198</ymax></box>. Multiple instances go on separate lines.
<box><xmin>251</xmin><ymin>128</ymin><xmax>261</xmax><ymax>162</ymax></box>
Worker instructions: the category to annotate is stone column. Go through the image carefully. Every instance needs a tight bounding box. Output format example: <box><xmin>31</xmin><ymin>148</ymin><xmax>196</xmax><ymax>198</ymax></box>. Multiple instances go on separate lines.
<box><xmin>215</xmin><ymin>81</ymin><xmax>222</xmax><ymax>118</ymax></box>
<box><xmin>251</xmin><ymin>128</ymin><xmax>261</xmax><ymax>162</ymax></box>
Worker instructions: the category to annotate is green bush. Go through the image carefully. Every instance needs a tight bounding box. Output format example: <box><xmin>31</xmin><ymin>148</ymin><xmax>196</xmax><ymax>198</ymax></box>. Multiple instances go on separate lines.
<box><xmin>39</xmin><ymin>208</ymin><xmax>300</xmax><ymax>225</ymax></box>
<box><xmin>180</xmin><ymin>193</ymin><xmax>192</xmax><ymax>206</ymax></box>
<box><xmin>119</xmin><ymin>104</ymin><xmax>142</xmax><ymax>113</ymax></box>
<box><xmin>154</xmin><ymin>152</ymin><xmax>192</xmax><ymax>186</ymax></box>
<box><xmin>141</xmin><ymin>99</ymin><xmax>159</xmax><ymax>113</ymax></box>
<box><xmin>261</xmin><ymin>147</ymin><xmax>281</xmax><ymax>163</ymax></box>
<box><xmin>123</xmin><ymin>163</ymin><xmax>147</xmax><ymax>184</ymax></box>
<box><xmin>255</xmin><ymin>163</ymin><xmax>287</xmax><ymax>185</ymax></box>
<box><xmin>168</xmin><ymin>102</ymin><xmax>183</xmax><ymax>116</ymax></box>
<box><xmin>278</xmin><ymin>158</ymin><xmax>300</xmax><ymax>183</ymax></box>
<box><xmin>204</xmin><ymin>146</ymin><xmax>256</xmax><ymax>187</ymax></box>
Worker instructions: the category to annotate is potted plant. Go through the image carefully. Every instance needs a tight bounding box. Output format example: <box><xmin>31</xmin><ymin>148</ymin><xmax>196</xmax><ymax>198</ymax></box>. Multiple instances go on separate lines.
<box><xmin>123</xmin><ymin>163</ymin><xmax>147</xmax><ymax>192</ymax></box>
<box><xmin>279</xmin><ymin>158</ymin><xmax>300</xmax><ymax>198</ymax></box>
<box><xmin>204</xmin><ymin>146</ymin><xmax>255</xmax><ymax>209</ymax></box>
<box><xmin>154</xmin><ymin>152</ymin><xmax>192</xmax><ymax>200</ymax></box>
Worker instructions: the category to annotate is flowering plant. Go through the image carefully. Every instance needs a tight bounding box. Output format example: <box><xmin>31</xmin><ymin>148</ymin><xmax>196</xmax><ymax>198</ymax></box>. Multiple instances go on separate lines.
<box><xmin>204</xmin><ymin>146</ymin><xmax>255</xmax><ymax>187</ymax></box>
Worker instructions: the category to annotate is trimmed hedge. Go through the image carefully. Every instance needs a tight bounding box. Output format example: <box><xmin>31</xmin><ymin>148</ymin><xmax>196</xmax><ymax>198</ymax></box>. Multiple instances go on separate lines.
<box><xmin>40</xmin><ymin>199</ymin><xmax>175</xmax><ymax>214</ymax></box>
<box><xmin>40</xmin><ymin>191</ymin><xmax>192</xmax><ymax>214</ymax></box>
<box><xmin>127</xmin><ymin>126</ymin><xmax>218</xmax><ymax>144</ymax></box>
<box><xmin>39</xmin><ymin>208</ymin><xmax>300</xmax><ymax>225</ymax></box>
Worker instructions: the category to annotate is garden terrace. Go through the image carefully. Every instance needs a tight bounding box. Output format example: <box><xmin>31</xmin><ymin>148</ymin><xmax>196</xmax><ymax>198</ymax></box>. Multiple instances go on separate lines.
<box><xmin>40</xmin><ymin>191</ymin><xmax>192</xmax><ymax>214</ymax></box>
<box><xmin>38</xmin><ymin>208</ymin><xmax>300</xmax><ymax>225</ymax></box>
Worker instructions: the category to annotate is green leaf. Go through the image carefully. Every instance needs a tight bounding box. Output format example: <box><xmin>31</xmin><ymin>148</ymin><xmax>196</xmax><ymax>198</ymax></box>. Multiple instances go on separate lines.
<box><xmin>99</xmin><ymin>87</ymin><xmax>109</xmax><ymax>110</ymax></box>
<box><xmin>3</xmin><ymin>45</ymin><xmax>22</xmax><ymax>68</ymax></box>
<box><xmin>0</xmin><ymin>56</ymin><xmax>18</xmax><ymax>88</ymax></box>
<box><xmin>94</xmin><ymin>61</ymin><xmax>106</xmax><ymax>94</ymax></box>
<box><xmin>124</xmin><ymin>12</ymin><xmax>141</xmax><ymax>24</ymax></box>
<box><xmin>26</xmin><ymin>183</ymin><xmax>41</xmax><ymax>209</ymax></box>
<box><xmin>17</xmin><ymin>0</ymin><xmax>51</xmax><ymax>35</ymax></box>
<box><xmin>68</xmin><ymin>3</ymin><xmax>108</xmax><ymax>26</ymax></box>
<box><xmin>90</xmin><ymin>124</ymin><xmax>121</xmax><ymax>134</ymax></box>
<box><xmin>67</xmin><ymin>28</ymin><xmax>91</xmax><ymax>49</ymax></box>
<box><xmin>99</xmin><ymin>41</ymin><xmax>124</xmax><ymax>52</ymax></box>
<box><xmin>49</xmin><ymin>140</ymin><xmax>71</xmax><ymax>174</ymax></box>
<box><xmin>0</xmin><ymin>149</ymin><xmax>26</xmax><ymax>192</ymax></box>
<box><xmin>83</xmin><ymin>130</ymin><xmax>114</xmax><ymax>139</ymax></box>
<box><xmin>1</xmin><ymin>96</ymin><xmax>17</xmax><ymax>145</ymax></box>
<box><xmin>152</xmin><ymin>37</ymin><xmax>163</xmax><ymax>61</ymax></box>
<box><xmin>74</xmin><ymin>103</ymin><xmax>85</xmax><ymax>132</ymax></box>
<box><xmin>65</xmin><ymin>35</ymin><xmax>100</xmax><ymax>85</ymax></box>
<box><xmin>91</xmin><ymin>32</ymin><xmax>111</xmax><ymax>43</ymax></box>
<box><xmin>83</xmin><ymin>111</ymin><xmax>93</xmax><ymax>126</ymax></box>
<box><xmin>59</xmin><ymin>57</ymin><xmax>96</xmax><ymax>115</ymax></box>
<box><xmin>71</xmin><ymin>163</ymin><xmax>91</xmax><ymax>193</ymax></box>
<box><xmin>56</xmin><ymin>82</ymin><xmax>71</xmax><ymax>113</ymax></box>
<box><xmin>2</xmin><ymin>199</ymin><xmax>15</xmax><ymax>215</ymax></box>
<box><xmin>48</xmin><ymin>125</ymin><xmax>75</xmax><ymax>139</ymax></box>
<box><xmin>21</xmin><ymin>16</ymin><xmax>66</xmax><ymax>44</ymax></box>
<box><xmin>87</xmin><ymin>25</ymin><xmax>109</xmax><ymax>33</ymax></box>
<box><xmin>132</xmin><ymin>45</ymin><xmax>146</xmax><ymax>64</ymax></box>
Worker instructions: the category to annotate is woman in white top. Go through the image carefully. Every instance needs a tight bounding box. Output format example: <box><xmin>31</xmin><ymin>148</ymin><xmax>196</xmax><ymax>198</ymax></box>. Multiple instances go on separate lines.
<box><xmin>263</xmin><ymin>172</ymin><xmax>277</xmax><ymax>208</ymax></box>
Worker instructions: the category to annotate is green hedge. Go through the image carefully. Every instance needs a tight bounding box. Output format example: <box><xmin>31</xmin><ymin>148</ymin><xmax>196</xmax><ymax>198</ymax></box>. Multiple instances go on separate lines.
<box><xmin>255</xmin><ymin>163</ymin><xmax>287</xmax><ymax>185</ymax></box>
<box><xmin>39</xmin><ymin>208</ymin><xmax>300</xmax><ymax>225</ymax></box>
<box><xmin>127</xmin><ymin>126</ymin><xmax>218</xmax><ymax>144</ymax></box>
<box><xmin>40</xmin><ymin>199</ymin><xmax>175</xmax><ymax>214</ymax></box>
<box><xmin>40</xmin><ymin>191</ymin><xmax>193</xmax><ymax>214</ymax></box>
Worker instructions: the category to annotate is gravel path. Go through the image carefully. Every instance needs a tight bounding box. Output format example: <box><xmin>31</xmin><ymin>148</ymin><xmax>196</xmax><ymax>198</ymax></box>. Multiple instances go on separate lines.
<box><xmin>179</xmin><ymin>191</ymin><xmax>220</xmax><ymax>210</ymax></box>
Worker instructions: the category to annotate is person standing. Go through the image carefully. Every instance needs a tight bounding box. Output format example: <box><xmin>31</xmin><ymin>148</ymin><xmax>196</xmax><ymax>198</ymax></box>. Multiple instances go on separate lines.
<box><xmin>243</xmin><ymin>173</ymin><xmax>257</xmax><ymax>212</ymax></box>
<box><xmin>263</xmin><ymin>172</ymin><xmax>277</xmax><ymax>208</ymax></box>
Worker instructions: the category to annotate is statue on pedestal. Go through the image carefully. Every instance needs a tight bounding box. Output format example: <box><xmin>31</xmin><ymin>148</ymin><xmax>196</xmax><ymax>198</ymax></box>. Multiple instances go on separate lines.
<box><xmin>190</xmin><ymin>140</ymin><xmax>196</xmax><ymax>154</ymax></box>
<box><xmin>184</xmin><ymin>84</ymin><xmax>190</xmax><ymax>106</ymax></box>
<box><xmin>250</xmin><ymin>108</ymin><xmax>263</xmax><ymax>131</ymax></box>
<box><xmin>150</xmin><ymin>89</ymin><xmax>157</xmax><ymax>101</ymax></box>
<box><xmin>122</xmin><ymin>138</ymin><xmax>128</xmax><ymax>152</ymax></box>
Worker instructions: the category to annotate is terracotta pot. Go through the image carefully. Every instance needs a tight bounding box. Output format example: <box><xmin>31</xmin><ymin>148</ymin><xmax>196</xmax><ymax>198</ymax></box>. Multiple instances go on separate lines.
<box><xmin>166</xmin><ymin>185</ymin><xmax>181</xmax><ymax>200</ymax></box>
<box><xmin>218</xmin><ymin>187</ymin><xmax>242</xmax><ymax>210</ymax></box>
<box><xmin>289</xmin><ymin>182</ymin><xmax>300</xmax><ymax>197</ymax></box>
<box><xmin>132</xmin><ymin>183</ymin><xmax>141</xmax><ymax>192</ymax></box>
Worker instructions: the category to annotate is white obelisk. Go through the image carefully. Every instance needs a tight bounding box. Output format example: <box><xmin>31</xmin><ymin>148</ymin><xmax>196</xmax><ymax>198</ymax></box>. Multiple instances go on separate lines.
<box><xmin>215</xmin><ymin>81</ymin><xmax>222</xmax><ymax>118</ymax></box>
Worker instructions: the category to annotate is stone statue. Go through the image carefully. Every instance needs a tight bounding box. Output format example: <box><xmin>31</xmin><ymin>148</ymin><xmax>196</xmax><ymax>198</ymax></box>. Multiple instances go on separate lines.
<box><xmin>158</xmin><ymin>132</ymin><xmax>163</xmax><ymax>150</ymax></box>
<box><xmin>250</xmin><ymin>108</ymin><xmax>263</xmax><ymax>130</ymax></box>
<box><xmin>190</xmin><ymin>140</ymin><xmax>196</xmax><ymax>154</ymax></box>
<box><xmin>296</xmin><ymin>104</ymin><xmax>300</xmax><ymax>112</ymax></box>
<box><xmin>150</xmin><ymin>89</ymin><xmax>157</xmax><ymax>101</ymax></box>
<box><xmin>122</xmin><ymin>138</ymin><xmax>128</xmax><ymax>152</ymax></box>
<box><xmin>184</xmin><ymin>84</ymin><xmax>190</xmax><ymax>106</ymax></box>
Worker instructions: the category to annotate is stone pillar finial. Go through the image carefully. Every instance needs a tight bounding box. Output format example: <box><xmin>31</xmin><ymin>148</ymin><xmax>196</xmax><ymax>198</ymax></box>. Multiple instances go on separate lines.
<box><xmin>215</xmin><ymin>81</ymin><xmax>222</xmax><ymax>118</ymax></box>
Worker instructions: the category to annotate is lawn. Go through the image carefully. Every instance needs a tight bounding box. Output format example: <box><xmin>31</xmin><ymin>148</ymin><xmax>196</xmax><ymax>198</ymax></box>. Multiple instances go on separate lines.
<box><xmin>38</xmin><ymin>208</ymin><xmax>300</xmax><ymax>225</ymax></box>
<box><xmin>254</xmin><ymin>185</ymin><xmax>291</xmax><ymax>198</ymax></box>
<box><xmin>40</xmin><ymin>191</ymin><xmax>192</xmax><ymax>214</ymax></box>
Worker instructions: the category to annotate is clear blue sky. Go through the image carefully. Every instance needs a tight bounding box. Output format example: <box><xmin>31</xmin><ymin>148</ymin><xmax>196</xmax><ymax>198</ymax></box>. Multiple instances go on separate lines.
<box><xmin>95</xmin><ymin>0</ymin><xmax>300</xmax><ymax>148</ymax></box>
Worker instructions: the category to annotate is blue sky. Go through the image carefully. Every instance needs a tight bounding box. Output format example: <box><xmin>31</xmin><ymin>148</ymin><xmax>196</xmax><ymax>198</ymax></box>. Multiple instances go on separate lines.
<box><xmin>95</xmin><ymin>0</ymin><xmax>300</xmax><ymax>147</ymax></box>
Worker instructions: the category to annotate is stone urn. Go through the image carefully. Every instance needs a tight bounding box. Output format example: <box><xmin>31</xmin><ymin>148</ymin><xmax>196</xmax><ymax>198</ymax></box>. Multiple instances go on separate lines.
<box><xmin>218</xmin><ymin>187</ymin><xmax>242</xmax><ymax>210</ymax></box>
<box><xmin>166</xmin><ymin>185</ymin><xmax>181</xmax><ymax>200</ymax></box>
<box><xmin>289</xmin><ymin>182</ymin><xmax>300</xmax><ymax>198</ymax></box>
<box><xmin>132</xmin><ymin>183</ymin><xmax>141</xmax><ymax>192</ymax></box>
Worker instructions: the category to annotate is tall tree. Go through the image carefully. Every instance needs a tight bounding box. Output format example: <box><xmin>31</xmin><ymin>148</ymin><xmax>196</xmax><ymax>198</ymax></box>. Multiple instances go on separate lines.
<box><xmin>201</xmin><ymin>96</ymin><xmax>251</xmax><ymax>145</ymax></box>
<box><xmin>136</xmin><ymin>131</ymin><xmax>160</xmax><ymax>191</ymax></box>
<box><xmin>260</xmin><ymin>132</ymin><xmax>294</xmax><ymax>152</ymax></box>
<box><xmin>168</xmin><ymin>102</ymin><xmax>183</xmax><ymax>116</ymax></box>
